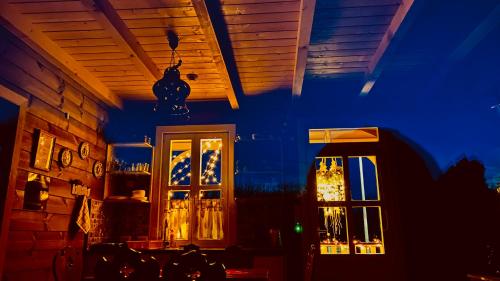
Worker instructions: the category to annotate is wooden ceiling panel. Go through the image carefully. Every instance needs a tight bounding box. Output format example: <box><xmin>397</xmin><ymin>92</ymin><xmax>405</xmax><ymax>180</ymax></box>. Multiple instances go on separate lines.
<box><xmin>221</xmin><ymin>2</ymin><xmax>300</xmax><ymax>15</ymax></box>
<box><xmin>314</xmin><ymin>4</ymin><xmax>399</xmax><ymax>18</ymax></box>
<box><xmin>237</xmin><ymin>65</ymin><xmax>295</xmax><ymax>73</ymax></box>
<box><xmin>33</xmin><ymin>21</ymin><xmax>103</xmax><ymax>32</ymax></box>
<box><xmin>224</xmin><ymin>12</ymin><xmax>299</xmax><ymax>25</ymax></box>
<box><xmin>107</xmin><ymin>0</ymin><xmax>192</xmax><ymax>9</ymax></box>
<box><xmin>25</xmin><ymin>11</ymin><xmax>96</xmax><ymax>23</ymax></box>
<box><xmin>150</xmin><ymin>56</ymin><xmax>215</xmax><ymax>64</ymax></box>
<box><xmin>305</xmin><ymin>0</ymin><xmax>404</xmax><ymax>79</ymax></box>
<box><xmin>238</xmin><ymin>71</ymin><xmax>294</xmax><ymax>78</ymax></box>
<box><xmin>234</xmin><ymin>53</ymin><xmax>295</xmax><ymax>62</ymax></box>
<box><xmin>231</xmin><ymin>39</ymin><xmax>297</xmax><ymax>49</ymax></box>
<box><xmin>316</xmin><ymin>0</ymin><xmax>400</xmax><ymax>8</ymax></box>
<box><xmin>116</xmin><ymin>7</ymin><xmax>197</xmax><ymax>19</ymax></box>
<box><xmin>233</xmin><ymin>46</ymin><xmax>296</xmax><ymax>56</ymax></box>
<box><xmin>236</xmin><ymin>60</ymin><xmax>295</xmax><ymax>67</ymax></box>
<box><xmin>220</xmin><ymin>0</ymin><xmax>300</xmax><ymax>96</ymax></box>
<box><xmin>7</xmin><ymin>1</ymin><xmax>88</xmax><ymax>13</ymax></box>
<box><xmin>63</xmin><ymin>45</ymin><xmax>122</xmax><ymax>54</ymax></box>
<box><xmin>137</xmin><ymin>34</ymin><xmax>207</xmax><ymax>44</ymax></box>
<box><xmin>227</xmin><ymin>22</ymin><xmax>298</xmax><ymax>33</ymax></box>
<box><xmin>229</xmin><ymin>30</ymin><xmax>297</xmax><ymax>41</ymax></box>
<box><xmin>1</xmin><ymin>0</ymin><xmax>412</xmax><ymax>105</ymax></box>
<box><xmin>44</xmin><ymin>30</ymin><xmax>110</xmax><ymax>40</ymax></box>
<box><xmin>130</xmin><ymin>26</ymin><xmax>204</xmax><ymax>37</ymax></box>
<box><xmin>54</xmin><ymin>38</ymin><xmax>116</xmax><ymax>47</ymax></box>
<box><xmin>220</xmin><ymin>0</ymin><xmax>297</xmax><ymax>4</ymax></box>
<box><xmin>123</xmin><ymin>17</ymin><xmax>200</xmax><ymax>28</ymax></box>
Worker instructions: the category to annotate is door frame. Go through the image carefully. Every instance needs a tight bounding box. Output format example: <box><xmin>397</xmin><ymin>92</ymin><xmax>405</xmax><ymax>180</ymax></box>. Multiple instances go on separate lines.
<box><xmin>0</xmin><ymin>83</ymin><xmax>28</xmax><ymax>278</ymax></box>
<box><xmin>150</xmin><ymin>124</ymin><xmax>236</xmax><ymax>248</ymax></box>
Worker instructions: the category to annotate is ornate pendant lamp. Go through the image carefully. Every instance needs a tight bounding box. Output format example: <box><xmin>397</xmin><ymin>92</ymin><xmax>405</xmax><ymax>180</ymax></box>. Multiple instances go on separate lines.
<box><xmin>153</xmin><ymin>31</ymin><xmax>191</xmax><ymax>117</ymax></box>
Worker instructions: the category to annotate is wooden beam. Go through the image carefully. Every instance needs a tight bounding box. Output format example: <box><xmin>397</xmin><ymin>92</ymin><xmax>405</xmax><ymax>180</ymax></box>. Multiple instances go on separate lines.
<box><xmin>80</xmin><ymin>0</ymin><xmax>162</xmax><ymax>85</ymax></box>
<box><xmin>192</xmin><ymin>0</ymin><xmax>239</xmax><ymax>109</ymax></box>
<box><xmin>292</xmin><ymin>0</ymin><xmax>317</xmax><ymax>97</ymax></box>
<box><xmin>0</xmin><ymin>4</ymin><xmax>122</xmax><ymax>108</ymax></box>
<box><xmin>361</xmin><ymin>0</ymin><xmax>416</xmax><ymax>95</ymax></box>
<box><xmin>449</xmin><ymin>3</ymin><xmax>500</xmax><ymax>61</ymax></box>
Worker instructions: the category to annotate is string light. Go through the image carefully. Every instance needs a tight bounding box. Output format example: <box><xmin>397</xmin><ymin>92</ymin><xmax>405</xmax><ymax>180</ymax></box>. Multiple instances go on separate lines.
<box><xmin>316</xmin><ymin>157</ymin><xmax>345</xmax><ymax>201</ymax></box>
<box><xmin>201</xmin><ymin>139</ymin><xmax>222</xmax><ymax>185</ymax></box>
<box><xmin>170</xmin><ymin>151</ymin><xmax>192</xmax><ymax>185</ymax></box>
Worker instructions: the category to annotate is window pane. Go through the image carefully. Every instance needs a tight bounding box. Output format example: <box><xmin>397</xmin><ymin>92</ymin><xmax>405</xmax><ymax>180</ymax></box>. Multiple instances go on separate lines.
<box><xmin>318</xmin><ymin>207</ymin><xmax>349</xmax><ymax>254</ymax></box>
<box><xmin>166</xmin><ymin>191</ymin><xmax>190</xmax><ymax>240</ymax></box>
<box><xmin>169</xmin><ymin>140</ymin><xmax>192</xmax><ymax>186</ymax></box>
<box><xmin>349</xmin><ymin>156</ymin><xmax>379</xmax><ymax>201</ymax></box>
<box><xmin>200</xmin><ymin>139</ymin><xmax>222</xmax><ymax>186</ymax></box>
<box><xmin>315</xmin><ymin>157</ymin><xmax>345</xmax><ymax>201</ymax></box>
<box><xmin>197</xmin><ymin>189</ymin><xmax>224</xmax><ymax>240</ymax></box>
<box><xmin>352</xmin><ymin>207</ymin><xmax>385</xmax><ymax>254</ymax></box>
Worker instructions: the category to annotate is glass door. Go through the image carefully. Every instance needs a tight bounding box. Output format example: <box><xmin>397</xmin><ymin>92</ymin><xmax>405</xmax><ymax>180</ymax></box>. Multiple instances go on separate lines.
<box><xmin>161</xmin><ymin>132</ymin><xmax>229</xmax><ymax>248</ymax></box>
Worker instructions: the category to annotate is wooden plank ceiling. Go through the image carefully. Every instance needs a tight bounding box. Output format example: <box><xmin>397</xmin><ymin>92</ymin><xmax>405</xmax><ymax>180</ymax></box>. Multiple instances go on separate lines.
<box><xmin>307</xmin><ymin>0</ymin><xmax>402</xmax><ymax>79</ymax></box>
<box><xmin>1</xmin><ymin>0</ymin><xmax>412</xmax><ymax>107</ymax></box>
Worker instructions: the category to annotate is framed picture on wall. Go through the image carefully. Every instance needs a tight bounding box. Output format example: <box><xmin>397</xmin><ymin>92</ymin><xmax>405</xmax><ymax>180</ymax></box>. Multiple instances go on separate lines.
<box><xmin>32</xmin><ymin>129</ymin><xmax>56</xmax><ymax>171</ymax></box>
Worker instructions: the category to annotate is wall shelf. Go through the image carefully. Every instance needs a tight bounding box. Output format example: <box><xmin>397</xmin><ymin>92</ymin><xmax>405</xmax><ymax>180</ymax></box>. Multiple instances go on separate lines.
<box><xmin>105</xmin><ymin>198</ymin><xmax>150</xmax><ymax>204</ymax></box>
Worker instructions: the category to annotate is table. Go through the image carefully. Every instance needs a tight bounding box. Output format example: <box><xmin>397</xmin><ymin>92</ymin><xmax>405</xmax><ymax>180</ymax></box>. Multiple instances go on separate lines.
<box><xmin>226</xmin><ymin>268</ymin><xmax>270</xmax><ymax>280</ymax></box>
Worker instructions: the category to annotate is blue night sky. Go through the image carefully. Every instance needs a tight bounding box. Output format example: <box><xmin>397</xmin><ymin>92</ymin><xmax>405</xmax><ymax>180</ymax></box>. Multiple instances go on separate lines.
<box><xmin>106</xmin><ymin>0</ymin><xmax>500</xmax><ymax>188</ymax></box>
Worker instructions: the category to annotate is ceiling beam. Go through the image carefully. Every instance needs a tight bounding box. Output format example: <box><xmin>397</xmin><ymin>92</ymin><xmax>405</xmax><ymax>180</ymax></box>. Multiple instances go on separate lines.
<box><xmin>292</xmin><ymin>0</ymin><xmax>317</xmax><ymax>97</ymax></box>
<box><xmin>361</xmin><ymin>0</ymin><xmax>417</xmax><ymax>95</ymax></box>
<box><xmin>192</xmin><ymin>0</ymin><xmax>239</xmax><ymax>109</ymax></box>
<box><xmin>449</xmin><ymin>3</ymin><xmax>500</xmax><ymax>61</ymax></box>
<box><xmin>81</xmin><ymin>0</ymin><xmax>162</xmax><ymax>86</ymax></box>
<box><xmin>0</xmin><ymin>3</ymin><xmax>122</xmax><ymax>108</ymax></box>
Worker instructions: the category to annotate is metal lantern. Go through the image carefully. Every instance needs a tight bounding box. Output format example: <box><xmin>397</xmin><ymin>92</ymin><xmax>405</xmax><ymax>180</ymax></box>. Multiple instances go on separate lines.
<box><xmin>153</xmin><ymin>31</ymin><xmax>191</xmax><ymax>117</ymax></box>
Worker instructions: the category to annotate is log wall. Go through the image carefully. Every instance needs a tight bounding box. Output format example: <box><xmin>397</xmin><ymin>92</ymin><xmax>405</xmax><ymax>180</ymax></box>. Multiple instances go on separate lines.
<box><xmin>0</xmin><ymin>27</ymin><xmax>109</xmax><ymax>281</ymax></box>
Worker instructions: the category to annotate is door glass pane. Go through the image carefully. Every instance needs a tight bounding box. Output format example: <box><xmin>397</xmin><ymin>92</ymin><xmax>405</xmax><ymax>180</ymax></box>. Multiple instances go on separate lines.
<box><xmin>197</xmin><ymin>190</ymin><xmax>224</xmax><ymax>240</ymax></box>
<box><xmin>166</xmin><ymin>191</ymin><xmax>190</xmax><ymax>240</ymax></box>
<box><xmin>319</xmin><ymin>207</ymin><xmax>349</xmax><ymax>254</ymax></box>
<box><xmin>200</xmin><ymin>139</ymin><xmax>222</xmax><ymax>186</ymax></box>
<box><xmin>349</xmin><ymin>156</ymin><xmax>379</xmax><ymax>201</ymax></box>
<box><xmin>169</xmin><ymin>140</ymin><xmax>192</xmax><ymax>186</ymax></box>
<box><xmin>315</xmin><ymin>157</ymin><xmax>345</xmax><ymax>201</ymax></box>
<box><xmin>352</xmin><ymin>207</ymin><xmax>385</xmax><ymax>254</ymax></box>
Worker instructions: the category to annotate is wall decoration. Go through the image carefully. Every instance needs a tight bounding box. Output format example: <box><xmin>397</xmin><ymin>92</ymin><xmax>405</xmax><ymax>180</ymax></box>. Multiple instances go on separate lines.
<box><xmin>32</xmin><ymin>129</ymin><xmax>56</xmax><ymax>171</ymax></box>
<box><xmin>71</xmin><ymin>182</ymin><xmax>91</xmax><ymax>196</ymax></box>
<box><xmin>87</xmin><ymin>199</ymin><xmax>107</xmax><ymax>247</ymax></box>
<box><xmin>93</xmin><ymin>161</ymin><xmax>104</xmax><ymax>178</ymax></box>
<box><xmin>79</xmin><ymin>142</ymin><xmax>90</xmax><ymax>160</ymax></box>
<box><xmin>59</xmin><ymin>148</ymin><xmax>73</xmax><ymax>168</ymax></box>
<box><xmin>23</xmin><ymin>172</ymin><xmax>50</xmax><ymax>211</ymax></box>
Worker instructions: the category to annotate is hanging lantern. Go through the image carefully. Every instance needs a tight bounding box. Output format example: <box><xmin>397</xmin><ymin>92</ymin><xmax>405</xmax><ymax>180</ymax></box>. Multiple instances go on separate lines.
<box><xmin>153</xmin><ymin>31</ymin><xmax>191</xmax><ymax>117</ymax></box>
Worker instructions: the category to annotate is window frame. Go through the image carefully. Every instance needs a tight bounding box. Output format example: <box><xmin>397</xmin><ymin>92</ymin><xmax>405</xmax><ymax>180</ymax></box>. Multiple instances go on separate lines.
<box><xmin>312</xmin><ymin>150</ymin><xmax>386</xmax><ymax>256</ymax></box>
<box><xmin>150</xmin><ymin>125</ymin><xmax>236</xmax><ymax>248</ymax></box>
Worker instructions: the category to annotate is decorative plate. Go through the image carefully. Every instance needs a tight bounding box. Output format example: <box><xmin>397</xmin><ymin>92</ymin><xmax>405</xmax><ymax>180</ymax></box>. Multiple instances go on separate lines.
<box><xmin>59</xmin><ymin>148</ymin><xmax>73</xmax><ymax>168</ymax></box>
<box><xmin>79</xmin><ymin>142</ymin><xmax>90</xmax><ymax>160</ymax></box>
<box><xmin>93</xmin><ymin>161</ymin><xmax>104</xmax><ymax>178</ymax></box>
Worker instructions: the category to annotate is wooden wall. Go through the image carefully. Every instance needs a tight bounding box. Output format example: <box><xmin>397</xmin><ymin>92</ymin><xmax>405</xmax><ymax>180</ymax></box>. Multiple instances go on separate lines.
<box><xmin>0</xmin><ymin>27</ymin><xmax>109</xmax><ymax>281</ymax></box>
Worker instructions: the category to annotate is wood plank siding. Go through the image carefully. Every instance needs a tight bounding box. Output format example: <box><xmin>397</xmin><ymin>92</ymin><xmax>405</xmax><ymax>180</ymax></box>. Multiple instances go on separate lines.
<box><xmin>0</xmin><ymin>27</ymin><xmax>108</xmax><ymax>281</ymax></box>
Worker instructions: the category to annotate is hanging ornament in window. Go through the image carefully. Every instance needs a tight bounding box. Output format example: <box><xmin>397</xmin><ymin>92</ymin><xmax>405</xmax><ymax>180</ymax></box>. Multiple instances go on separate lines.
<box><xmin>152</xmin><ymin>31</ymin><xmax>191</xmax><ymax>117</ymax></box>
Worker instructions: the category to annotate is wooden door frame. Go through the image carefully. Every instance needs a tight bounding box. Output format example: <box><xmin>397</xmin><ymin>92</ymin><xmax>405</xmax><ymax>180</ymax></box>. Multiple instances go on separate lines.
<box><xmin>150</xmin><ymin>124</ymin><xmax>236</xmax><ymax>248</ymax></box>
<box><xmin>0</xmin><ymin>83</ymin><xmax>28</xmax><ymax>278</ymax></box>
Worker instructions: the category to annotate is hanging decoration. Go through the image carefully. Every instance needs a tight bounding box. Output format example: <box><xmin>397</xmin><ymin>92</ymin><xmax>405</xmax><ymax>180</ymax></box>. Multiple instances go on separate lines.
<box><xmin>316</xmin><ymin>157</ymin><xmax>345</xmax><ymax>201</ymax></box>
<box><xmin>323</xmin><ymin>207</ymin><xmax>344</xmax><ymax>241</ymax></box>
<box><xmin>153</xmin><ymin>31</ymin><xmax>191</xmax><ymax>117</ymax></box>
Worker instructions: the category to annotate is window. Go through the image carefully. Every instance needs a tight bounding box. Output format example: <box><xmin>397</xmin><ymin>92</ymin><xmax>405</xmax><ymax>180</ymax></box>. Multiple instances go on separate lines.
<box><xmin>154</xmin><ymin>125</ymin><xmax>235</xmax><ymax>248</ymax></box>
<box><xmin>315</xmin><ymin>155</ymin><xmax>385</xmax><ymax>255</ymax></box>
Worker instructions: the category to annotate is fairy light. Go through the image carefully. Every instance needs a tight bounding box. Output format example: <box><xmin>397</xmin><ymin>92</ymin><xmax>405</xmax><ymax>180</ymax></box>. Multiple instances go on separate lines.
<box><xmin>201</xmin><ymin>139</ymin><xmax>222</xmax><ymax>185</ymax></box>
<box><xmin>316</xmin><ymin>157</ymin><xmax>345</xmax><ymax>201</ymax></box>
<box><xmin>170</xmin><ymin>151</ymin><xmax>192</xmax><ymax>185</ymax></box>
